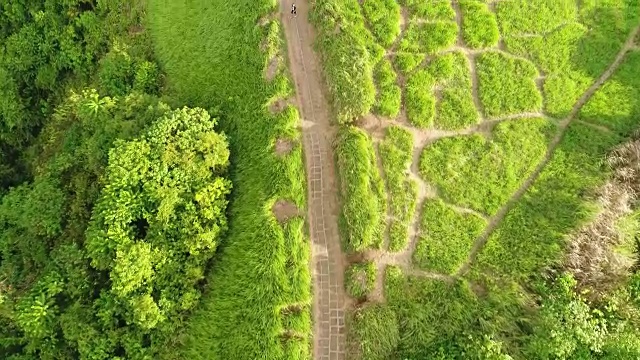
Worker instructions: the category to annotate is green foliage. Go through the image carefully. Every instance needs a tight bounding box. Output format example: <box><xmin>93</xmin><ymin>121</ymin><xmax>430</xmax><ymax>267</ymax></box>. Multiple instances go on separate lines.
<box><xmin>373</xmin><ymin>59</ymin><xmax>401</xmax><ymax>118</ymax></box>
<box><xmin>497</xmin><ymin>0</ymin><xmax>640</xmax><ymax>117</ymax></box>
<box><xmin>579</xmin><ymin>52</ymin><xmax>640</xmax><ymax>135</ymax></box>
<box><xmin>400</xmin><ymin>0</ymin><xmax>455</xmax><ymax>21</ymax></box>
<box><xmin>98</xmin><ymin>42</ymin><xmax>160</xmax><ymax>97</ymax></box>
<box><xmin>414</xmin><ymin>199</ymin><xmax>486</xmax><ymax>273</ymax></box>
<box><xmin>459</xmin><ymin>0</ymin><xmax>500</xmax><ymax>49</ymax></box>
<box><xmin>420</xmin><ymin>118</ymin><xmax>552</xmax><ymax>214</ymax></box>
<box><xmin>406</xmin><ymin>69</ymin><xmax>436</xmax><ymax>128</ymax></box>
<box><xmin>476</xmin><ymin>51</ymin><xmax>542</xmax><ymax>117</ymax></box>
<box><xmin>393</xmin><ymin>52</ymin><xmax>424</xmax><ymax>75</ymax></box>
<box><xmin>362</xmin><ymin>0</ymin><xmax>401</xmax><ymax>48</ymax></box>
<box><xmin>336</xmin><ymin>127</ymin><xmax>386</xmax><ymax>252</ymax></box>
<box><xmin>348</xmin><ymin>303</ymin><xmax>399</xmax><ymax>360</ymax></box>
<box><xmin>429</xmin><ymin>52</ymin><xmax>480</xmax><ymax>129</ymax></box>
<box><xmin>147</xmin><ymin>1</ymin><xmax>310</xmax><ymax>358</ymax></box>
<box><xmin>379</xmin><ymin>126</ymin><xmax>416</xmax><ymax>252</ymax></box>
<box><xmin>399</xmin><ymin>22</ymin><xmax>458</xmax><ymax>54</ymax></box>
<box><xmin>345</xmin><ymin>262</ymin><xmax>377</xmax><ymax>298</ymax></box>
<box><xmin>311</xmin><ymin>0</ymin><xmax>379</xmax><ymax>123</ymax></box>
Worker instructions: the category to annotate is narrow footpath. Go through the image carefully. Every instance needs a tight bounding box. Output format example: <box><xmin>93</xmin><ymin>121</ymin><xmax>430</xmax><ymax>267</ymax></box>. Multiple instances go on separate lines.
<box><xmin>279</xmin><ymin>1</ymin><xmax>350</xmax><ymax>359</ymax></box>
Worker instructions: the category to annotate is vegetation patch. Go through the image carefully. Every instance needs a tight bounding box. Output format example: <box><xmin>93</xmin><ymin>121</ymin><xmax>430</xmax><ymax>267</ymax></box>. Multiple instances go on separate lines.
<box><xmin>498</xmin><ymin>0</ymin><xmax>639</xmax><ymax>117</ymax></box>
<box><xmin>400</xmin><ymin>0</ymin><xmax>455</xmax><ymax>21</ymax></box>
<box><xmin>459</xmin><ymin>0</ymin><xmax>500</xmax><ymax>49</ymax></box>
<box><xmin>399</xmin><ymin>21</ymin><xmax>458</xmax><ymax>55</ymax></box>
<box><xmin>476</xmin><ymin>51</ymin><xmax>542</xmax><ymax>117</ymax></box>
<box><xmin>429</xmin><ymin>52</ymin><xmax>479</xmax><ymax>129</ymax></box>
<box><xmin>393</xmin><ymin>52</ymin><xmax>425</xmax><ymax>76</ymax></box>
<box><xmin>373</xmin><ymin>59</ymin><xmax>402</xmax><ymax>118</ymax></box>
<box><xmin>405</xmin><ymin>69</ymin><xmax>436</xmax><ymax>128</ymax></box>
<box><xmin>379</xmin><ymin>126</ymin><xmax>416</xmax><ymax>252</ymax></box>
<box><xmin>413</xmin><ymin>199</ymin><xmax>486</xmax><ymax>273</ymax></box>
<box><xmin>311</xmin><ymin>0</ymin><xmax>380</xmax><ymax>123</ymax></box>
<box><xmin>362</xmin><ymin>0</ymin><xmax>401</xmax><ymax>48</ymax></box>
<box><xmin>336</xmin><ymin>127</ymin><xmax>386</xmax><ymax>252</ymax></box>
<box><xmin>347</xmin><ymin>303</ymin><xmax>399</xmax><ymax>360</ymax></box>
<box><xmin>578</xmin><ymin>52</ymin><xmax>640</xmax><ymax>136</ymax></box>
<box><xmin>345</xmin><ymin>261</ymin><xmax>377</xmax><ymax>299</ymax></box>
<box><xmin>420</xmin><ymin>118</ymin><xmax>553</xmax><ymax>214</ymax></box>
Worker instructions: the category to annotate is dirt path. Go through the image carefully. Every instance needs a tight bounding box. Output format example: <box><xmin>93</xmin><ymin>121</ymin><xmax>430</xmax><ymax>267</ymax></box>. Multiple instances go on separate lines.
<box><xmin>279</xmin><ymin>1</ymin><xmax>350</xmax><ymax>359</ymax></box>
<box><xmin>458</xmin><ymin>24</ymin><xmax>640</xmax><ymax>276</ymax></box>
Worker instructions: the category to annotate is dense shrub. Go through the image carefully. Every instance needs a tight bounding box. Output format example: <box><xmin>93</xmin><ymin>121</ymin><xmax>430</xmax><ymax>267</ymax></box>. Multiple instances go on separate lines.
<box><xmin>336</xmin><ymin>127</ymin><xmax>386</xmax><ymax>252</ymax></box>
<box><xmin>362</xmin><ymin>0</ymin><xmax>401</xmax><ymax>48</ymax></box>
<box><xmin>400</xmin><ymin>22</ymin><xmax>458</xmax><ymax>54</ymax></box>
<box><xmin>373</xmin><ymin>59</ymin><xmax>402</xmax><ymax>118</ymax></box>
<box><xmin>406</xmin><ymin>69</ymin><xmax>436</xmax><ymax>128</ymax></box>
<box><xmin>459</xmin><ymin>0</ymin><xmax>500</xmax><ymax>49</ymax></box>
<box><xmin>348</xmin><ymin>303</ymin><xmax>399</xmax><ymax>360</ymax></box>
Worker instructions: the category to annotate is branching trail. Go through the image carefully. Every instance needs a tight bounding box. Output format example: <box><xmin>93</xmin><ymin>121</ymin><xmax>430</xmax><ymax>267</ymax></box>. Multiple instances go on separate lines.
<box><xmin>457</xmin><ymin>24</ymin><xmax>640</xmax><ymax>276</ymax></box>
<box><xmin>279</xmin><ymin>1</ymin><xmax>350</xmax><ymax>359</ymax></box>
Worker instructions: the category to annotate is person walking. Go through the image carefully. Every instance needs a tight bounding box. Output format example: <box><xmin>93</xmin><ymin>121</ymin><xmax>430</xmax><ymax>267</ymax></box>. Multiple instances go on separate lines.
<box><xmin>291</xmin><ymin>3</ymin><xmax>297</xmax><ymax>16</ymax></box>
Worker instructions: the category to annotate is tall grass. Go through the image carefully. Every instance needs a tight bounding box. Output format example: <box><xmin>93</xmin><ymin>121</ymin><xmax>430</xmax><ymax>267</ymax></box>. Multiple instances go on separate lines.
<box><xmin>147</xmin><ymin>0</ymin><xmax>310</xmax><ymax>358</ymax></box>
<box><xmin>336</xmin><ymin>127</ymin><xmax>386</xmax><ymax>252</ymax></box>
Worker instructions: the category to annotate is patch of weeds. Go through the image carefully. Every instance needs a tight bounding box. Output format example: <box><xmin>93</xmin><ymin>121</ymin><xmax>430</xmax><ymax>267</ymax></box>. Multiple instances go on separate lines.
<box><xmin>400</xmin><ymin>21</ymin><xmax>458</xmax><ymax>54</ymax></box>
<box><xmin>311</xmin><ymin>0</ymin><xmax>379</xmax><ymax>123</ymax></box>
<box><xmin>476</xmin><ymin>51</ymin><xmax>542</xmax><ymax>117</ymax></box>
<box><xmin>459</xmin><ymin>0</ymin><xmax>500</xmax><ymax>49</ymax></box>
<box><xmin>347</xmin><ymin>303</ymin><xmax>399</xmax><ymax>360</ymax></box>
<box><xmin>405</xmin><ymin>69</ymin><xmax>436</xmax><ymax>128</ymax></box>
<box><xmin>429</xmin><ymin>52</ymin><xmax>479</xmax><ymax>129</ymax></box>
<box><xmin>393</xmin><ymin>52</ymin><xmax>424</xmax><ymax>75</ymax></box>
<box><xmin>420</xmin><ymin>118</ymin><xmax>553</xmax><ymax>214</ymax></box>
<box><xmin>380</xmin><ymin>126</ymin><xmax>416</xmax><ymax>252</ymax></box>
<box><xmin>373</xmin><ymin>59</ymin><xmax>402</xmax><ymax>118</ymax></box>
<box><xmin>413</xmin><ymin>199</ymin><xmax>486</xmax><ymax>273</ymax></box>
<box><xmin>362</xmin><ymin>0</ymin><xmax>401</xmax><ymax>48</ymax></box>
<box><xmin>345</xmin><ymin>261</ymin><xmax>377</xmax><ymax>298</ymax></box>
<box><xmin>400</xmin><ymin>0</ymin><xmax>455</xmax><ymax>21</ymax></box>
<box><xmin>578</xmin><ymin>52</ymin><xmax>640</xmax><ymax>136</ymax></box>
<box><xmin>337</xmin><ymin>127</ymin><xmax>386</xmax><ymax>252</ymax></box>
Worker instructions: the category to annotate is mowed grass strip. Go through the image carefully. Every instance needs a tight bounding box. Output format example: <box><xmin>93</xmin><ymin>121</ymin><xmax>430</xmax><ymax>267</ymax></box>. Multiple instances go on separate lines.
<box><xmin>420</xmin><ymin>118</ymin><xmax>554</xmax><ymax>215</ymax></box>
<box><xmin>337</xmin><ymin>126</ymin><xmax>386</xmax><ymax>252</ymax></box>
<box><xmin>379</xmin><ymin>126</ymin><xmax>416</xmax><ymax>251</ymax></box>
<box><xmin>147</xmin><ymin>0</ymin><xmax>310</xmax><ymax>358</ymax></box>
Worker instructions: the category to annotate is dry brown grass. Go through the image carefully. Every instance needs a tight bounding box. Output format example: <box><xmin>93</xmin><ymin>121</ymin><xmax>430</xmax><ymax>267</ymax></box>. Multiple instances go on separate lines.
<box><xmin>565</xmin><ymin>131</ymin><xmax>640</xmax><ymax>296</ymax></box>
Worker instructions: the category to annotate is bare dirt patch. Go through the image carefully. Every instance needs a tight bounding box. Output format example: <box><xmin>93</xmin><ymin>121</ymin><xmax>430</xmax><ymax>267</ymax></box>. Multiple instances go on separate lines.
<box><xmin>272</xmin><ymin>200</ymin><xmax>301</xmax><ymax>222</ymax></box>
<box><xmin>265</xmin><ymin>56</ymin><xmax>280</xmax><ymax>81</ymax></box>
<box><xmin>274</xmin><ymin>138</ymin><xmax>295</xmax><ymax>156</ymax></box>
<box><xmin>269</xmin><ymin>98</ymin><xmax>289</xmax><ymax>113</ymax></box>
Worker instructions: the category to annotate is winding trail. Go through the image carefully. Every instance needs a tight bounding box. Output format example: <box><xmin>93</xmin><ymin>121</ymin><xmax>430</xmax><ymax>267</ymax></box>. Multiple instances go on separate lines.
<box><xmin>279</xmin><ymin>1</ymin><xmax>349</xmax><ymax>359</ymax></box>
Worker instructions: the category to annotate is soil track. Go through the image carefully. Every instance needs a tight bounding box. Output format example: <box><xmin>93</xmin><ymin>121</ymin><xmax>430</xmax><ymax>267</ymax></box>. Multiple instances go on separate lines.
<box><xmin>279</xmin><ymin>1</ymin><xmax>350</xmax><ymax>359</ymax></box>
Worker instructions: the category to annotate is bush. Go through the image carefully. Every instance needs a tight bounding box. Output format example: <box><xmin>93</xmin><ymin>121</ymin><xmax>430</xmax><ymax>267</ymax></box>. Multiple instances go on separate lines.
<box><xmin>413</xmin><ymin>199</ymin><xmax>486</xmax><ymax>273</ymax></box>
<box><xmin>345</xmin><ymin>262</ymin><xmax>377</xmax><ymax>298</ymax></box>
<box><xmin>337</xmin><ymin>127</ymin><xmax>386</xmax><ymax>251</ymax></box>
<box><xmin>406</xmin><ymin>69</ymin><xmax>436</xmax><ymax>128</ymax></box>
<box><xmin>459</xmin><ymin>0</ymin><xmax>500</xmax><ymax>49</ymax></box>
<box><xmin>393</xmin><ymin>52</ymin><xmax>425</xmax><ymax>75</ymax></box>
<box><xmin>400</xmin><ymin>22</ymin><xmax>458</xmax><ymax>55</ymax></box>
<box><xmin>400</xmin><ymin>0</ymin><xmax>455</xmax><ymax>21</ymax></box>
<box><xmin>476</xmin><ymin>51</ymin><xmax>542</xmax><ymax>117</ymax></box>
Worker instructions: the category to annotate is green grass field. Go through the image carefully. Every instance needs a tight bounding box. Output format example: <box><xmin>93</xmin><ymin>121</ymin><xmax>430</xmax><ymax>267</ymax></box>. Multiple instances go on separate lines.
<box><xmin>147</xmin><ymin>1</ymin><xmax>310</xmax><ymax>358</ymax></box>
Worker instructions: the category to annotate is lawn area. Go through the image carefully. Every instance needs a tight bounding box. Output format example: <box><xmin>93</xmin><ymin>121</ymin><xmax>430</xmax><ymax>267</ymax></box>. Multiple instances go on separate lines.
<box><xmin>147</xmin><ymin>0</ymin><xmax>310</xmax><ymax>358</ymax></box>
